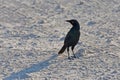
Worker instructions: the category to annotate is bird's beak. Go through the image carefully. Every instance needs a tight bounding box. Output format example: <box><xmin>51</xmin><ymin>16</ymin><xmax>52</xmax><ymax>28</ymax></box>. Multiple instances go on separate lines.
<box><xmin>66</xmin><ymin>20</ymin><xmax>70</xmax><ymax>22</ymax></box>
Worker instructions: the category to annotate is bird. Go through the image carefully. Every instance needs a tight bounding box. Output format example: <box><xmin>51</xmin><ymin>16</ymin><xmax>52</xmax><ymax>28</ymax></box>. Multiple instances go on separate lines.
<box><xmin>58</xmin><ymin>19</ymin><xmax>80</xmax><ymax>59</ymax></box>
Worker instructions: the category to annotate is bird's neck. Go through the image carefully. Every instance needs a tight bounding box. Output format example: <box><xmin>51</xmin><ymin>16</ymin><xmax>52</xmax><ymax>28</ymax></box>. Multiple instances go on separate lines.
<box><xmin>73</xmin><ymin>24</ymin><xmax>80</xmax><ymax>30</ymax></box>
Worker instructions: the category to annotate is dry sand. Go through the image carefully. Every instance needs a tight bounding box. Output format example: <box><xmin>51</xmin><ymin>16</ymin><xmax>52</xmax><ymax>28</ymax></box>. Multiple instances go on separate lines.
<box><xmin>0</xmin><ymin>0</ymin><xmax>120</xmax><ymax>80</ymax></box>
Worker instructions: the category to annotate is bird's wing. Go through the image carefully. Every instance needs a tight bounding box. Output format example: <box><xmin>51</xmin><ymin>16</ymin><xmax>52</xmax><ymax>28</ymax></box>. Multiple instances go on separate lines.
<box><xmin>64</xmin><ymin>28</ymin><xmax>80</xmax><ymax>46</ymax></box>
<box><xmin>64</xmin><ymin>30</ymin><xmax>73</xmax><ymax>45</ymax></box>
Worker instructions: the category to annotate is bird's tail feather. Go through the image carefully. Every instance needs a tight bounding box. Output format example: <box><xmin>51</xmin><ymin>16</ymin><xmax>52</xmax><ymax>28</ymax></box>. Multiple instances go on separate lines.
<box><xmin>58</xmin><ymin>45</ymin><xmax>66</xmax><ymax>54</ymax></box>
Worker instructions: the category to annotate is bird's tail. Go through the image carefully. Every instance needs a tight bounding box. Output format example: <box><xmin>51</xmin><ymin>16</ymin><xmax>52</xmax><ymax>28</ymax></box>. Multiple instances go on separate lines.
<box><xmin>58</xmin><ymin>45</ymin><xmax>66</xmax><ymax>54</ymax></box>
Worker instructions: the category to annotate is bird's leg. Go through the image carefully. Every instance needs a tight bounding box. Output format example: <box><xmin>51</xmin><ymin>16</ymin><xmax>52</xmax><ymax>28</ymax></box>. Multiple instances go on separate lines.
<box><xmin>71</xmin><ymin>46</ymin><xmax>76</xmax><ymax>58</ymax></box>
<box><xmin>67</xmin><ymin>47</ymin><xmax>70</xmax><ymax>59</ymax></box>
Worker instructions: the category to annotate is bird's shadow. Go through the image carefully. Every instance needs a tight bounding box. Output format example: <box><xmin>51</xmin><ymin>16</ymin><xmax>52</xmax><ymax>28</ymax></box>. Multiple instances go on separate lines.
<box><xmin>4</xmin><ymin>54</ymin><xmax>58</xmax><ymax>80</ymax></box>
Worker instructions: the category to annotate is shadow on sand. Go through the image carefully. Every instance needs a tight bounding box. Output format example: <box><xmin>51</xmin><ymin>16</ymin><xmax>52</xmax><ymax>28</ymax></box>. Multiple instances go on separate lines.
<box><xmin>4</xmin><ymin>48</ymin><xmax>84</xmax><ymax>80</ymax></box>
<box><xmin>4</xmin><ymin>54</ymin><xmax>58</xmax><ymax>80</ymax></box>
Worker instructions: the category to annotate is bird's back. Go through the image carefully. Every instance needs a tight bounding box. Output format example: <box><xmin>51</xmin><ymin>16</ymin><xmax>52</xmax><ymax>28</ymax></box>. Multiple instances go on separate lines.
<box><xmin>64</xmin><ymin>27</ymin><xmax>80</xmax><ymax>47</ymax></box>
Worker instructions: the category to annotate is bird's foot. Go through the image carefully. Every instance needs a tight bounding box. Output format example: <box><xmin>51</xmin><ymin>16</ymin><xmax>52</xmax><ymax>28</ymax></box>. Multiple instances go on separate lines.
<box><xmin>71</xmin><ymin>55</ymin><xmax>79</xmax><ymax>59</ymax></box>
<box><xmin>68</xmin><ymin>57</ymin><xmax>71</xmax><ymax>60</ymax></box>
<box><xmin>68</xmin><ymin>57</ymin><xmax>75</xmax><ymax>60</ymax></box>
<box><xmin>73</xmin><ymin>55</ymin><xmax>77</xmax><ymax>58</ymax></box>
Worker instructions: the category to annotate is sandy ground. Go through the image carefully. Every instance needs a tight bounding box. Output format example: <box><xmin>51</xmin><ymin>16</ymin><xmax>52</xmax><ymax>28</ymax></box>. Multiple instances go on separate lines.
<box><xmin>0</xmin><ymin>0</ymin><xmax>120</xmax><ymax>80</ymax></box>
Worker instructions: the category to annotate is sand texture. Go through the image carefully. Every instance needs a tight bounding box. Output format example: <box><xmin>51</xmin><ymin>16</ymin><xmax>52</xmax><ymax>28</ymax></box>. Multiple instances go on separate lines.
<box><xmin>0</xmin><ymin>0</ymin><xmax>120</xmax><ymax>80</ymax></box>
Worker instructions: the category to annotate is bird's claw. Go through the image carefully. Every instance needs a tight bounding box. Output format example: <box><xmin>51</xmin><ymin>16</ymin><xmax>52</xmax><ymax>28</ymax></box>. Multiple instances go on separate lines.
<box><xmin>68</xmin><ymin>56</ymin><xmax>76</xmax><ymax>60</ymax></box>
<box><xmin>68</xmin><ymin>57</ymin><xmax>71</xmax><ymax>60</ymax></box>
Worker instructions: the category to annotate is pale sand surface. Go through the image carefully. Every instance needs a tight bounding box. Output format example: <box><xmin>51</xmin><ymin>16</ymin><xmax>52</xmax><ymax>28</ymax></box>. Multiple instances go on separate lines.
<box><xmin>0</xmin><ymin>0</ymin><xmax>120</xmax><ymax>80</ymax></box>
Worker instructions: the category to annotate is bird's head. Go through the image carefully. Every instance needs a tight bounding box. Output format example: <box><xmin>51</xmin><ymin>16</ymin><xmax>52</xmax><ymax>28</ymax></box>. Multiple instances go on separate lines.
<box><xmin>66</xmin><ymin>19</ymin><xmax>79</xmax><ymax>26</ymax></box>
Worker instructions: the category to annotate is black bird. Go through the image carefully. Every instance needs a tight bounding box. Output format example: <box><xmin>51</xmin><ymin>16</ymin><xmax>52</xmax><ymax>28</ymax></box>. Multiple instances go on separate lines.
<box><xmin>58</xmin><ymin>19</ymin><xmax>80</xmax><ymax>59</ymax></box>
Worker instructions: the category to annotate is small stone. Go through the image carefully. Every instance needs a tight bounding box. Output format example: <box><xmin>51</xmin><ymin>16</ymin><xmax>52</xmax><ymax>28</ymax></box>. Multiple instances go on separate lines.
<box><xmin>55</xmin><ymin>5</ymin><xmax>64</xmax><ymax>13</ymax></box>
<box><xmin>60</xmin><ymin>37</ymin><xmax>65</xmax><ymax>41</ymax></box>
<box><xmin>37</xmin><ymin>20</ymin><xmax>44</xmax><ymax>24</ymax></box>
<box><xmin>87</xmin><ymin>21</ymin><xmax>96</xmax><ymax>26</ymax></box>
<box><xmin>77</xmin><ymin>1</ymin><xmax>84</xmax><ymax>5</ymax></box>
<box><xmin>111</xmin><ymin>70</ymin><xmax>117</xmax><ymax>74</ymax></box>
